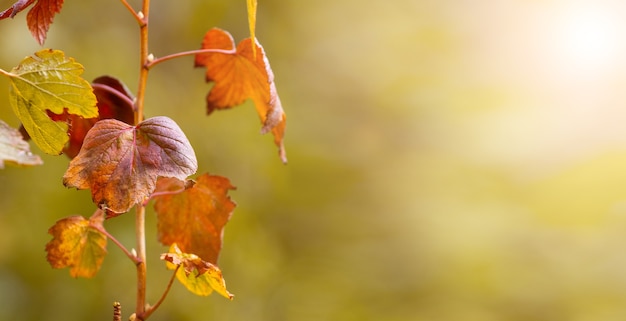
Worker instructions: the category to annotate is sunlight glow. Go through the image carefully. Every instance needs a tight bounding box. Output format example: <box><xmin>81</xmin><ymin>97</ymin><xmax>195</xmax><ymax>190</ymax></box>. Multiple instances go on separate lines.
<box><xmin>553</xmin><ymin>3</ymin><xmax>625</xmax><ymax>73</ymax></box>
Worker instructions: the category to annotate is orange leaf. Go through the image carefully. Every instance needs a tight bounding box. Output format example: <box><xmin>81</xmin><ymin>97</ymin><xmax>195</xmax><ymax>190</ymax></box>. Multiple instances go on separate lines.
<box><xmin>154</xmin><ymin>173</ymin><xmax>236</xmax><ymax>264</ymax></box>
<box><xmin>63</xmin><ymin>117</ymin><xmax>198</xmax><ymax>214</ymax></box>
<box><xmin>161</xmin><ymin>243</ymin><xmax>234</xmax><ymax>299</ymax></box>
<box><xmin>195</xmin><ymin>28</ymin><xmax>287</xmax><ymax>163</ymax></box>
<box><xmin>45</xmin><ymin>210</ymin><xmax>107</xmax><ymax>278</ymax></box>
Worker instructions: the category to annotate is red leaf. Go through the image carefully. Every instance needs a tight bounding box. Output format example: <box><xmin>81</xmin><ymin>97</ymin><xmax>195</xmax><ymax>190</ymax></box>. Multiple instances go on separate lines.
<box><xmin>63</xmin><ymin>117</ymin><xmax>198</xmax><ymax>214</ymax></box>
<box><xmin>91</xmin><ymin>76</ymin><xmax>135</xmax><ymax>122</ymax></box>
<box><xmin>195</xmin><ymin>28</ymin><xmax>287</xmax><ymax>163</ymax></box>
<box><xmin>0</xmin><ymin>0</ymin><xmax>35</xmax><ymax>19</ymax></box>
<box><xmin>154</xmin><ymin>174</ymin><xmax>236</xmax><ymax>264</ymax></box>
<box><xmin>26</xmin><ymin>0</ymin><xmax>64</xmax><ymax>45</ymax></box>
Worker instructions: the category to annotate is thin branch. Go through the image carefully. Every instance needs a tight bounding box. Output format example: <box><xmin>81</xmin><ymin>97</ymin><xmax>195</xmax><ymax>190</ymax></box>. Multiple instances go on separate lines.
<box><xmin>118</xmin><ymin>0</ymin><xmax>143</xmax><ymax>25</ymax></box>
<box><xmin>139</xmin><ymin>266</ymin><xmax>180</xmax><ymax>320</ymax></box>
<box><xmin>134</xmin><ymin>0</ymin><xmax>151</xmax><ymax>319</ymax></box>
<box><xmin>146</xmin><ymin>48</ymin><xmax>236</xmax><ymax>70</ymax></box>
<box><xmin>134</xmin><ymin>0</ymin><xmax>150</xmax><ymax>125</ymax></box>
<box><xmin>135</xmin><ymin>205</ymin><xmax>148</xmax><ymax>320</ymax></box>
<box><xmin>91</xmin><ymin>83</ymin><xmax>136</xmax><ymax>112</ymax></box>
<box><xmin>93</xmin><ymin>223</ymin><xmax>142</xmax><ymax>265</ymax></box>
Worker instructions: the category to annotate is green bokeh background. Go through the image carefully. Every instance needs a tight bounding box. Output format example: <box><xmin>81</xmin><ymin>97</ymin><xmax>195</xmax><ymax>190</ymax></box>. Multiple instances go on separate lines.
<box><xmin>3</xmin><ymin>0</ymin><xmax>626</xmax><ymax>320</ymax></box>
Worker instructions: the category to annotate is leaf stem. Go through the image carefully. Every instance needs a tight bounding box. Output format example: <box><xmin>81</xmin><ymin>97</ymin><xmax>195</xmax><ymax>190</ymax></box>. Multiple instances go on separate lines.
<box><xmin>140</xmin><ymin>266</ymin><xmax>180</xmax><ymax>320</ymax></box>
<box><xmin>93</xmin><ymin>223</ymin><xmax>141</xmax><ymax>265</ymax></box>
<box><xmin>0</xmin><ymin>68</ymin><xmax>11</xmax><ymax>77</ymax></box>
<box><xmin>145</xmin><ymin>48</ymin><xmax>236</xmax><ymax>70</ymax></box>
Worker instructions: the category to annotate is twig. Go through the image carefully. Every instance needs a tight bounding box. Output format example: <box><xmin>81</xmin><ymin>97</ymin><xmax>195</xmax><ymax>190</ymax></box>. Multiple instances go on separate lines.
<box><xmin>146</xmin><ymin>48</ymin><xmax>236</xmax><ymax>70</ymax></box>
<box><xmin>118</xmin><ymin>0</ymin><xmax>143</xmax><ymax>25</ymax></box>
<box><xmin>139</xmin><ymin>266</ymin><xmax>180</xmax><ymax>320</ymax></box>
<box><xmin>91</xmin><ymin>222</ymin><xmax>141</xmax><ymax>265</ymax></box>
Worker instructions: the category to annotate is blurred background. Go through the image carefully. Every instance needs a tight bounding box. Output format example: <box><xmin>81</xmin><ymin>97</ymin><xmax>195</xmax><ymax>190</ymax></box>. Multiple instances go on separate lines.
<box><xmin>2</xmin><ymin>0</ymin><xmax>626</xmax><ymax>320</ymax></box>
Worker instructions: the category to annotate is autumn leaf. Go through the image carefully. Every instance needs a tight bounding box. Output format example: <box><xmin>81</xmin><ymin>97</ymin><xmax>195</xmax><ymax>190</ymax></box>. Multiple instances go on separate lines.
<box><xmin>45</xmin><ymin>75</ymin><xmax>135</xmax><ymax>158</ymax></box>
<box><xmin>45</xmin><ymin>209</ymin><xmax>108</xmax><ymax>278</ymax></box>
<box><xmin>0</xmin><ymin>0</ymin><xmax>64</xmax><ymax>45</ymax></box>
<box><xmin>0</xmin><ymin>119</ymin><xmax>42</xmax><ymax>168</ymax></box>
<box><xmin>63</xmin><ymin>116</ymin><xmax>198</xmax><ymax>214</ymax></box>
<box><xmin>1</xmin><ymin>49</ymin><xmax>98</xmax><ymax>155</ymax></box>
<box><xmin>195</xmin><ymin>28</ymin><xmax>287</xmax><ymax>163</ymax></box>
<box><xmin>154</xmin><ymin>174</ymin><xmax>236</xmax><ymax>264</ymax></box>
<box><xmin>161</xmin><ymin>243</ymin><xmax>234</xmax><ymax>299</ymax></box>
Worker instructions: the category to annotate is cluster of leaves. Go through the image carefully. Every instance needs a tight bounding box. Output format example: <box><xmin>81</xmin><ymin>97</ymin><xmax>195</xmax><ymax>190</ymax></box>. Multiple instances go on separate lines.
<box><xmin>0</xmin><ymin>0</ymin><xmax>287</xmax><ymax>317</ymax></box>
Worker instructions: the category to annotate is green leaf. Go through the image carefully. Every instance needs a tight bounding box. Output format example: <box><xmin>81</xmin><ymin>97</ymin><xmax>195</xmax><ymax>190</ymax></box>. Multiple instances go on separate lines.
<box><xmin>3</xmin><ymin>49</ymin><xmax>98</xmax><ymax>155</ymax></box>
<box><xmin>0</xmin><ymin>119</ymin><xmax>42</xmax><ymax>168</ymax></box>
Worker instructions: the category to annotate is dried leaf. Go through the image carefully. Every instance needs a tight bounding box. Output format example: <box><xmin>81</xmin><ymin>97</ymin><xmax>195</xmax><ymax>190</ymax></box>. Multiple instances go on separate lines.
<box><xmin>154</xmin><ymin>174</ymin><xmax>236</xmax><ymax>264</ymax></box>
<box><xmin>161</xmin><ymin>243</ymin><xmax>234</xmax><ymax>299</ymax></box>
<box><xmin>195</xmin><ymin>28</ymin><xmax>287</xmax><ymax>163</ymax></box>
<box><xmin>63</xmin><ymin>116</ymin><xmax>198</xmax><ymax>214</ymax></box>
<box><xmin>45</xmin><ymin>210</ymin><xmax>107</xmax><ymax>278</ymax></box>
<box><xmin>0</xmin><ymin>119</ymin><xmax>42</xmax><ymax>168</ymax></box>
<box><xmin>4</xmin><ymin>49</ymin><xmax>98</xmax><ymax>155</ymax></box>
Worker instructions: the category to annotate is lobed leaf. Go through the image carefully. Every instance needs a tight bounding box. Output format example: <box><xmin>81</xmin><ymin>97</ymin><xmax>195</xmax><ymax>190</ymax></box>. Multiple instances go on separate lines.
<box><xmin>154</xmin><ymin>174</ymin><xmax>236</xmax><ymax>264</ymax></box>
<box><xmin>63</xmin><ymin>116</ymin><xmax>198</xmax><ymax>214</ymax></box>
<box><xmin>195</xmin><ymin>28</ymin><xmax>287</xmax><ymax>163</ymax></box>
<box><xmin>161</xmin><ymin>244</ymin><xmax>233</xmax><ymax>299</ymax></box>
<box><xmin>4</xmin><ymin>49</ymin><xmax>98</xmax><ymax>155</ymax></box>
<box><xmin>0</xmin><ymin>119</ymin><xmax>42</xmax><ymax>168</ymax></box>
<box><xmin>45</xmin><ymin>210</ymin><xmax>107</xmax><ymax>278</ymax></box>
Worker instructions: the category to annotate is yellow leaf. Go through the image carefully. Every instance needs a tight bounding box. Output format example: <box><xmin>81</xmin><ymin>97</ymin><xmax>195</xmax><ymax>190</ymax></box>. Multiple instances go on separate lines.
<box><xmin>161</xmin><ymin>244</ymin><xmax>234</xmax><ymax>300</ymax></box>
<box><xmin>3</xmin><ymin>49</ymin><xmax>98</xmax><ymax>155</ymax></box>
